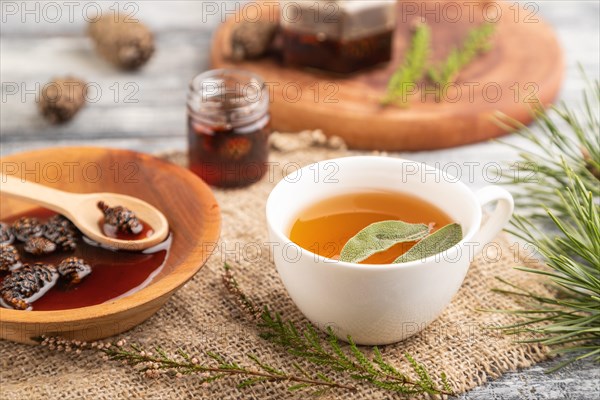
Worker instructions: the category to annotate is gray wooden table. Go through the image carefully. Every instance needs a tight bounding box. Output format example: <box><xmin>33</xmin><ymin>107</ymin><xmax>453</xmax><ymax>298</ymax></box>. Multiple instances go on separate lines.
<box><xmin>1</xmin><ymin>1</ymin><xmax>598</xmax><ymax>399</ymax></box>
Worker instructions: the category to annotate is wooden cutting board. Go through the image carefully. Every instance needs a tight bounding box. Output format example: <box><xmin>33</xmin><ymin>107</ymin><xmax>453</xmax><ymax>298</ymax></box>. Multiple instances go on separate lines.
<box><xmin>210</xmin><ymin>1</ymin><xmax>563</xmax><ymax>151</ymax></box>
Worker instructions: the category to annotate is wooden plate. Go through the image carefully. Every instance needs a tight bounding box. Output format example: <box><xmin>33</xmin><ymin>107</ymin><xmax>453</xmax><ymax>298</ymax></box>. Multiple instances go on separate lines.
<box><xmin>0</xmin><ymin>147</ymin><xmax>221</xmax><ymax>344</ymax></box>
<box><xmin>211</xmin><ymin>0</ymin><xmax>564</xmax><ymax>150</ymax></box>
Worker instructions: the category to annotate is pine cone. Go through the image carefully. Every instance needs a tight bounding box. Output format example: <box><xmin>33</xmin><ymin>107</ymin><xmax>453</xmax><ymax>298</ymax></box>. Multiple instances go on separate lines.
<box><xmin>58</xmin><ymin>257</ymin><xmax>92</xmax><ymax>285</ymax></box>
<box><xmin>24</xmin><ymin>237</ymin><xmax>57</xmax><ymax>255</ymax></box>
<box><xmin>0</xmin><ymin>222</ymin><xmax>15</xmax><ymax>245</ymax></box>
<box><xmin>1</xmin><ymin>263</ymin><xmax>58</xmax><ymax>310</ymax></box>
<box><xmin>231</xmin><ymin>20</ymin><xmax>279</xmax><ymax>62</ymax></box>
<box><xmin>12</xmin><ymin>217</ymin><xmax>44</xmax><ymax>242</ymax></box>
<box><xmin>46</xmin><ymin>215</ymin><xmax>76</xmax><ymax>231</ymax></box>
<box><xmin>0</xmin><ymin>244</ymin><xmax>22</xmax><ymax>272</ymax></box>
<box><xmin>97</xmin><ymin>201</ymin><xmax>143</xmax><ymax>235</ymax></box>
<box><xmin>88</xmin><ymin>13</ymin><xmax>155</xmax><ymax>70</ymax></box>
<box><xmin>38</xmin><ymin>76</ymin><xmax>87</xmax><ymax>124</ymax></box>
<box><xmin>44</xmin><ymin>215</ymin><xmax>78</xmax><ymax>251</ymax></box>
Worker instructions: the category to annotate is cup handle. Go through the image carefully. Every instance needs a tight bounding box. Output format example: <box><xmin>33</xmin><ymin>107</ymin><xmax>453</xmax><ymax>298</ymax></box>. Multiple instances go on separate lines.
<box><xmin>473</xmin><ymin>186</ymin><xmax>514</xmax><ymax>253</ymax></box>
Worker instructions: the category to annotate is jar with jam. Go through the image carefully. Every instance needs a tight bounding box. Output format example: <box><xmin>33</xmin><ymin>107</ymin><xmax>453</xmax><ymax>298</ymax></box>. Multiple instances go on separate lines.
<box><xmin>187</xmin><ymin>69</ymin><xmax>271</xmax><ymax>187</ymax></box>
<box><xmin>280</xmin><ymin>0</ymin><xmax>397</xmax><ymax>74</ymax></box>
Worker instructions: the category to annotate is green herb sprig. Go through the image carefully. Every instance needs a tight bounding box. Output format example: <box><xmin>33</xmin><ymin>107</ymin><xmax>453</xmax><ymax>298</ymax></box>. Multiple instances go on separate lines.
<box><xmin>382</xmin><ymin>21</ymin><xmax>431</xmax><ymax>106</ymax></box>
<box><xmin>383</xmin><ymin>21</ymin><xmax>496</xmax><ymax>106</ymax></box>
<box><xmin>222</xmin><ymin>264</ymin><xmax>455</xmax><ymax>397</ymax></box>
<box><xmin>429</xmin><ymin>22</ymin><xmax>495</xmax><ymax>86</ymax></box>
<box><xmin>492</xmin><ymin>77</ymin><xmax>600</xmax><ymax>371</ymax></box>
<box><xmin>36</xmin><ymin>337</ymin><xmax>355</xmax><ymax>395</ymax></box>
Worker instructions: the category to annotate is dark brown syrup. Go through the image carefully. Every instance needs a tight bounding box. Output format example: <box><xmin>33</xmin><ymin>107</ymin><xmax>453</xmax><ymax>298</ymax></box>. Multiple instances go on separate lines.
<box><xmin>0</xmin><ymin>208</ymin><xmax>171</xmax><ymax>311</ymax></box>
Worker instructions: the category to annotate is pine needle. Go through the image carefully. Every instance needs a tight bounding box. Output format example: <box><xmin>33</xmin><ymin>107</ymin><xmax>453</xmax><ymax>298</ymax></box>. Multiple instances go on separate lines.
<box><xmin>222</xmin><ymin>264</ymin><xmax>455</xmax><ymax>396</ymax></box>
<box><xmin>494</xmin><ymin>77</ymin><xmax>600</xmax><ymax>370</ymax></box>
<box><xmin>429</xmin><ymin>22</ymin><xmax>496</xmax><ymax>85</ymax></box>
<box><xmin>382</xmin><ymin>22</ymin><xmax>431</xmax><ymax>106</ymax></box>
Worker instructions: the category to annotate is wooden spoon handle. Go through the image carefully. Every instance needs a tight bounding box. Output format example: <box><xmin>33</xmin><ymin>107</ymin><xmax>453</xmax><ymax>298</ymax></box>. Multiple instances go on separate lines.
<box><xmin>0</xmin><ymin>174</ymin><xmax>79</xmax><ymax>216</ymax></box>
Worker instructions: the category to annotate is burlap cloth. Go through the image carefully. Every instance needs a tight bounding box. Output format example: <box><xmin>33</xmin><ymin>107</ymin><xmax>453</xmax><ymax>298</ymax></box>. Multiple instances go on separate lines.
<box><xmin>0</xmin><ymin>132</ymin><xmax>552</xmax><ymax>399</ymax></box>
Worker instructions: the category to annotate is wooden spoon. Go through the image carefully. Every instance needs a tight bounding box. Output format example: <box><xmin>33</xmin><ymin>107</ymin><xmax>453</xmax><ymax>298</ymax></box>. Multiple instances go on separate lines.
<box><xmin>0</xmin><ymin>174</ymin><xmax>169</xmax><ymax>251</ymax></box>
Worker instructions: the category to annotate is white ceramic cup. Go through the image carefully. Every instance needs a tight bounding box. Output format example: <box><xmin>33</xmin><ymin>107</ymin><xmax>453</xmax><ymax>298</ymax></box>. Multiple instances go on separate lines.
<box><xmin>266</xmin><ymin>156</ymin><xmax>514</xmax><ymax>345</ymax></box>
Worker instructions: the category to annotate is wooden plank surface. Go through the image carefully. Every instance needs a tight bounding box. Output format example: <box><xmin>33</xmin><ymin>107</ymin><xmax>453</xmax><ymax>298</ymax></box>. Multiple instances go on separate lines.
<box><xmin>1</xmin><ymin>1</ymin><xmax>599</xmax><ymax>399</ymax></box>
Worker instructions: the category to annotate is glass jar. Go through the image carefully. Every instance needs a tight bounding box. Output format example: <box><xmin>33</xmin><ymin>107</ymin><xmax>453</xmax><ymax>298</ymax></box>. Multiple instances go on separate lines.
<box><xmin>187</xmin><ymin>69</ymin><xmax>271</xmax><ymax>188</ymax></box>
<box><xmin>280</xmin><ymin>0</ymin><xmax>397</xmax><ymax>74</ymax></box>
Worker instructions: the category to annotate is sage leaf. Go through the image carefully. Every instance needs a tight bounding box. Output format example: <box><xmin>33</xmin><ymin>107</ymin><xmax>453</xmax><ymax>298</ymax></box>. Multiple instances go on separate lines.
<box><xmin>339</xmin><ymin>221</ymin><xmax>430</xmax><ymax>263</ymax></box>
<box><xmin>394</xmin><ymin>223</ymin><xmax>463</xmax><ymax>264</ymax></box>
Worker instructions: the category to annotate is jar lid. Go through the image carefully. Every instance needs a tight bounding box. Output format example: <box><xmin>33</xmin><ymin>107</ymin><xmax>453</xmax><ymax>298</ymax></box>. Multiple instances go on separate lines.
<box><xmin>188</xmin><ymin>69</ymin><xmax>269</xmax><ymax>128</ymax></box>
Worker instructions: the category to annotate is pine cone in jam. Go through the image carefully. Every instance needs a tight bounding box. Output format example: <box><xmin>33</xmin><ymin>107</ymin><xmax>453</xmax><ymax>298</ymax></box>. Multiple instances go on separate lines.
<box><xmin>58</xmin><ymin>257</ymin><xmax>92</xmax><ymax>286</ymax></box>
<box><xmin>97</xmin><ymin>201</ymin><xmax>143</xmax><ymax>235</ymax></box>
<box><xmin>0</xmin><ymin>244</ymin><xmax>22</xmax><ymax>272</ymax></box>
<box><xmin>12</xmin><ymin>217</ymin><xmax>44</xmax><ymax>242</ymax></box>
<box><xmin>0</xmin><ymin>222</ymin><xmax>15</xmax><ymax>245</ymax></box>
<box><xmin>44</xmin><ymin>215</ymin><xmax>78</xmax><ymax>251</ymax></box>
<box><xmin>0</xmin><ymin>263</ymin><xmax>58</xmax><ymax>310</ymax></box>
<box><xmin>46</xmin><ymin>215</ymin><xmax>76</xmax><ymax>231</ymax></box>
<box><xmin>24</xmin><ymin>237</ymin><xmax>57</xmax><ymax>255</ymax></box>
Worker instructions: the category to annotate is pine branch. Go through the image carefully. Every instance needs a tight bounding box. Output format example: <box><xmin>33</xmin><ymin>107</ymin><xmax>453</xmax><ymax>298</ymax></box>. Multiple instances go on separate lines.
<box><xmin>382</xmin><ymin>21</ymin><xmax>496</xmax><ymax>107</ymax></box>
<box><xmin>492</xmin><ymin>77</ymin><xmax>600</xmax><ymax>370</ymax></box>
<box><xmin>429</xmin><ymin>22</ymin><xmax>495</xmax><ymax>85</ymax></box>
<box><xmin>36</xmin><ymin>336</ymin><xmax>356</xmax><ymax>395</ymax></box>
<box><xmin>498</xmin><ymin>76</ymin><xmax>600</xmax><ymax>219</ymax></box>
<box><xmin>382</xmin><ymin>21</ymin><xmax>431</xmax><ymax>106</ymax></box>
<box><xmin>222</xmin><ymin>264</ymin><xmax>454</xmax><ymax>396</ymax></box>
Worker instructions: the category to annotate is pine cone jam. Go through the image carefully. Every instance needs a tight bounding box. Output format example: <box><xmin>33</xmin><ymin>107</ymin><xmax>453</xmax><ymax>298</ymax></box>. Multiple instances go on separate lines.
<box><xmin>96</xmin><ymin>201</ymin><xmax>153</xmax><ymax>240</ymax></box>
<box><xmin>44</xmin><ymin>214</ymin><xmax>78</xmax><ymax>251</ymax></box>
<box><xmin>0</xmin><ymin>244</ymin><xmax>22</xmax><ymax>272</ymax></box>
<box><xmin>0</xmin><ymin>222</ymin><xmax>15</xmax><ymax>245</ymax></box>
<box><xmin>0</xmin><ymin>208</ymin><xmax>170</xmax><ymax>311</ymax></box>
<box><xmin>12</xmin><ymin>217</ymin><xmax>44</xmax><ymax>242</ymax></box>
<box><xmin>24</xmin><ymin>237</ymin><xmax>57</xmax><ymax>255</ymax></box>
<box><xmin>1</xmin><ymin>263</ymin><xmax>59</xmax><ymax>310</ymax></box>
<box><xmin>58</xmin><ymin>257</ymin><xmax>92</xmax><ymax>286</ymax></box>
<box><xmin>187</xmin><ymin>70</ymin><xmax>271</xmax><ymax>188</ymax></box>
<box><xmin>280</xmin><ymin>1</ymin><xmax>396</xmax><ymax>73</ymax></box>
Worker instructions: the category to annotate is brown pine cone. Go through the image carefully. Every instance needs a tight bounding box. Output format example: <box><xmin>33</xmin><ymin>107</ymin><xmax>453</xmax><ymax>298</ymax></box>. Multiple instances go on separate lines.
<box><xmin>58</xmin><ymin>257</ymin><xmax>92</xmax><ymax>286</ymax></box>
<box><xmin>0</xmin><ymin>222</ymin><xmax>15</xmax><ymax>245</ymax></box>
<box><xmin>88</xmin><ymin>13</ymin><xmax>155</xmax><ymax>70</ymax></box>
<box><xmin>44</xmin><ymin>215</ymin><xmax>78</xmax><ymax>251</ymax></box>
<box><xmin>51</xmin><ymin>233</ymin><xmax>78</xmax><ymax>252</ymax></box>
<box><xmin>38</xmin><ymin>77</ymin><xmax>87</xmax><ymax>124</ymax></box>
<box><xmin>24</xmin><ymin>237</ymin><xmax>57</xmax><ymax>255</ymax></box>
<box><xmin>46</xmin><ymin>215</ymin><xmax>76</xmax><ymax>231</ymax></box>
<box><xmin>1</xmin><ymin>263</ymin><xmax>58</xmax><ymax>310</ymax></box>
<box><xmin>231</xmin><ymin>20</ymin><xmax>279</xmax><ymax>62</ymax></box>
<box><xmin>0</xmin><ymin>244</ymin><xmax>22</xmax><ymax>272</ymax></box>
<box><xmin>12</xmin><ymin>217</ymin><xmax>44</xmax><ymax>242</ymax></box>
<box><xmin>97</xmin><ymin>201</ymin><xmax>143</xmax><ymax>235</ymax></box>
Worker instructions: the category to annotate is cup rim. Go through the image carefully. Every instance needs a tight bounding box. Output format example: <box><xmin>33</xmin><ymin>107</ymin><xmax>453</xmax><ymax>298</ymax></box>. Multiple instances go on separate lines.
<box><xmin>266</xmin><ymin>156</ymin><xmax>482</xmax><ymax>271</ymax></box>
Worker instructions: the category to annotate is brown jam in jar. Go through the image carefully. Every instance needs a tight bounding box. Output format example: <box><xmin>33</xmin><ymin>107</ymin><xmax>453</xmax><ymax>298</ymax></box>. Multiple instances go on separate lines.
<box><xmin>187</xmin><ymin>69</ymin><xmax>271</xmax><ymax>188</ymax></box>
<box><xmin>280</xmin><ymin>0</ymin><xmax>396</xmax><ymax>74</ymax></box>
<box><xmin>281</xmin><ymin>29</ymin><xmax>394</xmax><ymax>74</ymax></box>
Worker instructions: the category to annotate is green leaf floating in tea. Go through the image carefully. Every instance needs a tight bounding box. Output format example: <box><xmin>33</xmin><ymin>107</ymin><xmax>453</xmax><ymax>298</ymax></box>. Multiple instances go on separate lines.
<box><xmin>394</xmin><ymin>223</ymin><xmax>463</xmax><ymax>264</ymax></box>
<box><xmin>339</xmin><ymin>221</ymin><xmax>430</xmax><ymax>263</ymax></box>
